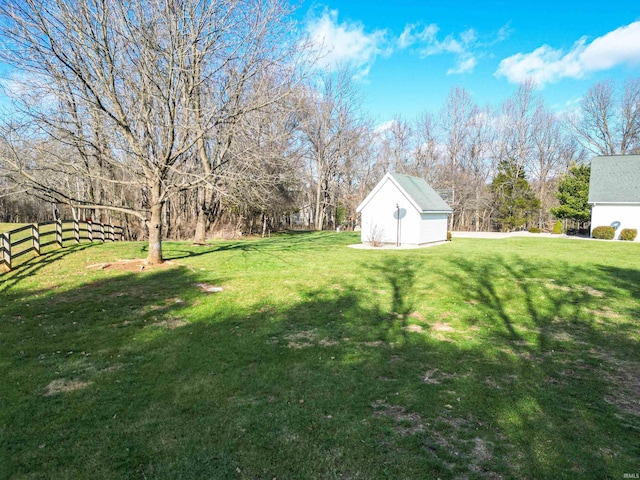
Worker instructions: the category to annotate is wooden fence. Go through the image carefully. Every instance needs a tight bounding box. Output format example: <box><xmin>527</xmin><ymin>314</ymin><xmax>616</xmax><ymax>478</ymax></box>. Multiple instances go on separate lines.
<box><xmin>0</xmin><ymin>220</ymin><xmax>123</xmax><ymax>271</ymax></box>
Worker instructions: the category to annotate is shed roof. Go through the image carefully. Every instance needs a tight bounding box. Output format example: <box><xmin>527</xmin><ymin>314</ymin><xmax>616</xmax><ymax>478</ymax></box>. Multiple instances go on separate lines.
<box><xmin>356</xmin><ymin>172</ymin><xmax>452</xmax><ymax>213</ymax></box>
<box><xmin>390</xmin><ymin>173</ymin><xmax>452</xmax><ymax>212</ymax></box>
<box><xmin>588</xmin><ymin>155</ymin><xmax>640</xmax><ymax>204</ymax></box>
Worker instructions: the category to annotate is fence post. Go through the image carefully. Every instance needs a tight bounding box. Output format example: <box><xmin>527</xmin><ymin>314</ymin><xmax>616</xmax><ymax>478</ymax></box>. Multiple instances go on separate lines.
<box><xmin>56</xmin><ymin>219</ymin><xmax>63</xmax><ymax>248</ymax></box>
<box><xmin>99</xmin><ymin>223</ymin><xmax>105</xmax><ymax>242</ymax></box>
<box><xmin>32</xmin><ymin>223</ymin><xmax>40</xmax><ymax>255</ymax></box>
<box><xmin>1</xmin><ymin>233</ymin><xmax>11</xmax><ymax>270</ymax></box>
<box><xmin>88</xmin><ymin>222</ymin><xmax>93</xmax><ymax>242</ymax></box>
<box><xmin>109</xmin><ymin>224</ymin><xmax>115</xmax><ymax>241</ymax></box>
<box><xmin>74</xmin><ymin>219</ymin><xmax>80</xmax><ymax>244</ymax></box>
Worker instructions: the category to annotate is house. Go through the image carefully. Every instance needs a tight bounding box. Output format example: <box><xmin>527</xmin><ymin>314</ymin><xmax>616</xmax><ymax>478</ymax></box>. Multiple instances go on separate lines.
<box><xmin>588</xmin><ymin>155</ymin><xmax>640</xmax><ymax>240</ymax></box>
<box><xmin>356</xmin><ymin>172</ymin><xmax>452</xmax><ymax>246</ymax></box>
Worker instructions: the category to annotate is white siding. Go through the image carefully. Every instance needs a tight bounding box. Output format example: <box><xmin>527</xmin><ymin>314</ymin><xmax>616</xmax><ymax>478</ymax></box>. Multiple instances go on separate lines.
<box><xmin>419</xmin><ymin>213</ymin><xmax>449</xmax><ymax>244</ymax></box>
<box><xmin>360</xmin><ymin>177</ymin><xmax>410</xmax><ymax>245</ymax></box>
<box><xmin>591</xmin><ymin>204</ymin><xmax>640</xmax><ymax>240</ymax></box>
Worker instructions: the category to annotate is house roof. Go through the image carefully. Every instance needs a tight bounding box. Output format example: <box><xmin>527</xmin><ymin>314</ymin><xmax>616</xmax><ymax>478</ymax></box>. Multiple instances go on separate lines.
<box><xmin>588</xmin><ymin>155</ymin><xmax>640</xmax><ymax>204</ymax></box>
<box><xmin>356</xmin><ymin>172</ymin><xmax>452</xmax><ymax>213</ymax></box>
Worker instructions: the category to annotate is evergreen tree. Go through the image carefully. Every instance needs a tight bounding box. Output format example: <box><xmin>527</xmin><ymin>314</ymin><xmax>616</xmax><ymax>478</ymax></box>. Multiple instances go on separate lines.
<box><xmin>550</xmin><ymin>163</ymin><xmax>591</xmax><ymax>225</ymax></box>
<box><xmin>491</xmin><ymin>161</ymin><xmax>540</xmax><ymax>231</ymax></box>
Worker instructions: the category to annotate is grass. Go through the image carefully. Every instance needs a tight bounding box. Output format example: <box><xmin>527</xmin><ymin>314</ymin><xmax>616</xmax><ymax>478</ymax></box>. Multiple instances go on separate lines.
<box><xmin>1</xmin><ymin>232</ymin><xmax>639</xmax><ymax>479</ymax></box>
<box><xmin>0</xmin><ymin>223</ymin><xmax>29</xmax><ymax>234</ymax></box>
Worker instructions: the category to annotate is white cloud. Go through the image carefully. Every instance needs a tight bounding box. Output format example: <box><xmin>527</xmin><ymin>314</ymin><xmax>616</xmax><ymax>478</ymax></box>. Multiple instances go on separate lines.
<box><xmin>398</xmin><ymin>23</ymin><xmax>438</xmax><ymax>49</ymax></box>
<box><xmin>373</xmin><ymin>119</ymin><xmax>396</xmax><ymax>135</ymax></box>
<box><xmin>447</xmin><ymin>57</ymin><xmax>477</xmax><ymax>75</ymax></box>
<box><xmin>397</xmin><ymin>24</ymin><xmax>501</xmax><ymax>75</ymax></box>
<box><xmin>304</xmin><ymin>8</ymin><xmax>389</xmax><ymax>76</ymax></box>
<box><xmin>496</xmin><ymin>21</ymin><xmax>640</xmax><ymax>86</ymax></box>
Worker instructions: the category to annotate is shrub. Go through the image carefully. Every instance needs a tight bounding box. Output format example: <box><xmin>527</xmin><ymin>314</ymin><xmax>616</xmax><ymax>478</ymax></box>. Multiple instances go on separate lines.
<box><xmin>551</xmin><ymin>220</ymin><xmax>563</xmax><ymax>235</ymax></box>
<box><xmin>447</xmin><ymin>231</ymin><xmax>452</xmax><ymax>242</ymax></box>
<box><xmin>528</xmin><ymin>227</ymin><xmax>541</xmax><ymax>233</ymax></box>
<box><xmin>367</xmin><ymin>225</ymin><xmax>385</xmax><ymax>247</ymax></box>
<box><xmin>619</xmin><ymin>228</ymin><xmax>638</xmax><ymax>241</ymax></box>
<box><xmin>592</xmin><ymin>226</ymin><xmax>615</xmax><ymax>240</ymax></box>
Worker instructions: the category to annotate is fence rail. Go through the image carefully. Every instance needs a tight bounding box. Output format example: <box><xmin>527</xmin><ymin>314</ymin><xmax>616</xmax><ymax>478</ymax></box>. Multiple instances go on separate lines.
<box><xmin>0</xmin><ymin>220</ymin><xmax>123</xmax><ymax>271</ymax></box>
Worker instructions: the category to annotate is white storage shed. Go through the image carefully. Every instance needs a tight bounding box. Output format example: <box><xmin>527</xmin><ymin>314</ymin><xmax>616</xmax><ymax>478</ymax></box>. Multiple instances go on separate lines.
<box><xmin>356</xmin><ymin>172</ymin><xmax>452</xmax><ymax>246</ymax></box>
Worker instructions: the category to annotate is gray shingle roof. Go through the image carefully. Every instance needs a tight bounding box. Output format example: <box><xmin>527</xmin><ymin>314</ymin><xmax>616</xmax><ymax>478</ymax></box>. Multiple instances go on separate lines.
<box><xmin>588</xmin><ymin>155</ymin><xmax>640</xmax><ymax>204</ymax></box>
<box><xmin>390</xmin><ymin>173</ymin><xmax>452</xmax><ymax>212</ymax></box>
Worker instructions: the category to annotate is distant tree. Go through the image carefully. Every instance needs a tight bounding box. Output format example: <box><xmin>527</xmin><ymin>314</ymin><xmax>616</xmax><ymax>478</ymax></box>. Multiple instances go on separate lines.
<box><xmin>296</xmin><ymin>69</ymin><xmax>369</xmax><ymax>230</ymax></box>
<box><xmin>565</xmin><ymin>78</ymin><xmax>640</xmax><ymax>155</ymax></box>
<box><xmin>550</xmin><ymin>163</ymin><xmax>591</xmax><ymax>226</ymax></box>
<box><xmin>491</xmin><ymin>160</ymin><xmax>540</xmax><ymax>231</ymax></box>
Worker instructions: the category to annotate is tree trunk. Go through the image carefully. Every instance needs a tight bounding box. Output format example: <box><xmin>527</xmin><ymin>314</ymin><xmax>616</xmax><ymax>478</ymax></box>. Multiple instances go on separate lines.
<box><xmin>193</xmin><ymin>208</ymin><xmax>207</xmax><ymax>245</ymax></box>
<box><xmin>146</xmin><ymin>183</ymin><xmax>164</xmax><ymax>265</ymax></box>
<box><xmin>314</xmin><ymin>178</ymin><xmax>324</xmax><ymax>231</ymax></box>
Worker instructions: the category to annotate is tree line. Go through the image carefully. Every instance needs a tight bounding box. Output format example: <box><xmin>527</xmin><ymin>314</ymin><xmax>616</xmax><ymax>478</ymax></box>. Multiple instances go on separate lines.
<box><xmin>0</xmin><ymin>0</ymin><xmax>639</xmax><ymax>263</ymax></box>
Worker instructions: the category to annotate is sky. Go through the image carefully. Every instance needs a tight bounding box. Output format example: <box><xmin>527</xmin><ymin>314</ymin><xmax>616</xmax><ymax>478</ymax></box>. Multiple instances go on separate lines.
<box><xmin>296</xmin><ymin>0</ymin><xmax>640</xmax><ymax>124</ymax></box>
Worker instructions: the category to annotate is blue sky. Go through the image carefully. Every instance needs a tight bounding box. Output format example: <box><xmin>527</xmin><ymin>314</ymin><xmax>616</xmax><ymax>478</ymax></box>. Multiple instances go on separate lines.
<box><xmin>297</xmin><ymin>0</ymin><xmax>640</xmax><ymax>123</ymax></box>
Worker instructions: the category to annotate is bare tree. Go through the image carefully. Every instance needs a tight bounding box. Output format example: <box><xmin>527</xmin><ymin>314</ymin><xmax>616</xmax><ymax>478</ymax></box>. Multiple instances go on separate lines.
<box><xmin>567</xmin><ymin>77</ymin><xmax>640</xmax><ymax>155</ymax></box>
<box><xmin>412</xmin><ymin>111</ymin><xmax>442</xmax><ymax>184</ymax></box>
<box><xmin>529</xmin><ymin>104</ymin><xmax>586</xmax><ymax>228</ymax></box>
<box><xmin>376</xmin><ymin>117</ymin><xmax>413</xmax><ymax>174</ymax></box>
<box><xmin>437</xmin><ymin>86</ymin><xmax>494</xmax><ymax>230</ymax></box>
<box><xmin>0</xmin><ymin>0</ymin><xmax>299</xmax><ymax>263</ymax></box>
<box><xmin>296</xmin><ymin>69</ymin><xmax>368</xmax><ymax>230</ymax></box>
<box><xmin>187</xmin><ymin>3</ymin><xmax>302</xmax><ymax>244</ymax></box>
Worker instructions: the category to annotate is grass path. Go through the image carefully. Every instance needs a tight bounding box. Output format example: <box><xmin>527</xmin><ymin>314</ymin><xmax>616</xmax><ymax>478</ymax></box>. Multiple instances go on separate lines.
<box><xmin>1</xmin><ymin>232</ymin><xmax>639</xmax><ymax>478</ymax></box>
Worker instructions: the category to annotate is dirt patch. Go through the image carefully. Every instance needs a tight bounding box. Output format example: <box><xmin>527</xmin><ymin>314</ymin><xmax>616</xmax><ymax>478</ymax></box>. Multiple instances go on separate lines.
<box><xmin>547</xmin><ymin>283</ymin><xmax>605</xmax><ymax>298</ymax></box>
<box><xmin>284</xmin><ymin>330</ymin><xmax>338</xmax><ymax>349</ymax></box>
<box><xmin>583</xmin><ymin>286</ymin><xmax>605</xmax><ymax>297</ymax></box>
<box><xmin>602</xmin><ymin>359</ymin><xmax>640</xmax><ymax>416</ymax></box>
<box><xmin>423</xmin><ymin>368</ymin><xmax>457</xmax><ymax>384</ymax></box>
<box><xmin>44</xmin><ymin>378</ymin><xmax>92</xmax><ymax>396</ymax></box>
<box><xmin>431</xmin><ymin>321</ymin><xmax>455</xmax><ymax>332</ymax></box>
<box><xmin>471</xmin><ymin>437</ymin><xmax>493</xmax><ymax>462</ymax></box>
<box><xmin>285</xmin><ymin>330</ymin><xmax>317</xmax><ymax>348</ymax></box>
<box><xmin>405</xmin><ymin>324</ymin><xmax>425</xmax><ymax>333</ymax></box>
<box><xmin>195</xmin><ymin>283</ymin><xmax>224</xmax><ymax>293</ymax></box>
<box><xmin>86</xmin><ymin>259</ymin><xmax>179</xmax><ymax>272</ymax></box>
<box><xmin>149</xmin><ymin>317</ymin><xmax>188</xmax><ymax>330</ymax></box>
<box><xmin>371</xmin><ymin>400</ymin><xmax>424</xmax><ymax>436</ymax></box>
<box><xmin>408</xmin><ymin>311</ymin><xmax>426</xmax><ymax>322</ymax></box>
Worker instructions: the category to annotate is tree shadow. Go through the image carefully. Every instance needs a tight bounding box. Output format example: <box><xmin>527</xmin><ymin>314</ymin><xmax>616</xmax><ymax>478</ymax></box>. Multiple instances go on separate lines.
<box><xmin>0</xmin><ymin>243</ymin><xmax>94</xmax><ymax>292</ymax></box>
<box><xmin>363</xmin><ymin>256</ymin><xmax>419</xmax><ymax>342</ymax></box>
<box><xmin>437</xmin><ymin>254</ymin><xmax>640</xmax><ymax>477</ymax></box>
<box><xmin>1</xmin><ymin>248</ymin><xmax>638</xmax><ymax>479</ymax></box>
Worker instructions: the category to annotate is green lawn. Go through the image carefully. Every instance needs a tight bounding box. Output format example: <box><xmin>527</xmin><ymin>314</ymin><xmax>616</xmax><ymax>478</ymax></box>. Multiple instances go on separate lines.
<box><xmin>0</xmin><ymin>223</ymin><xmax>28</xmax><ymax>234</ymax></box>
<box><xmin>1</xmin><ymin>232</ymin><xmax>639</xmax><ymax>479</ymax></box>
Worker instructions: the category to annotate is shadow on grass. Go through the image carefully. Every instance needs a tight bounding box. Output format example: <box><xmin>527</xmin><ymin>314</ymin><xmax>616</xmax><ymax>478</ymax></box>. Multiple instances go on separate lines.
<box><xmin>0</xmin><ymin>243</ymin><xmax>94</xmax><ymax>292</ymax></box>
<box><xmin>161</xmin><ymin>231</ymin><xmax>357</xmax><ymax>260</ymax></box>
<box><xmin>1</xmin><ymin>250</ymin><xmax>638</xmax><ymax>479</ymax></box>
<box><xmin>437</xmin><ymin>254</ymin><xmax>640</xmax><ymax>477</ymax></box>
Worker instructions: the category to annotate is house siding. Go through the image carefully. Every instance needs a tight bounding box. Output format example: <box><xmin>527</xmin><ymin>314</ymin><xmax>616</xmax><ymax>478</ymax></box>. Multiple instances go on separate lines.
<box><xmin>591</xmin><ymin>204</ymin><xmax>640</xmax><ymax>240</ymax></box>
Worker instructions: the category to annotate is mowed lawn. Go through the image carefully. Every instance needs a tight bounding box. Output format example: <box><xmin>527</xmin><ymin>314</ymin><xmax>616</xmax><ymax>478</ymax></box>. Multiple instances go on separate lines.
<box><xmin>1</xmin><ymin>232</ymin><xmax>639</xmax><ymax>479</ymax></box>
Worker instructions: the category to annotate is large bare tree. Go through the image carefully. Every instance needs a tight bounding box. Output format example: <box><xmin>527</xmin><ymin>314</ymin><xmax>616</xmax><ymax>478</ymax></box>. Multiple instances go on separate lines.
<box><xmin>0</xmin><ymin>0</ymin><xmax>299</xmax><ymax>263</ymax></box>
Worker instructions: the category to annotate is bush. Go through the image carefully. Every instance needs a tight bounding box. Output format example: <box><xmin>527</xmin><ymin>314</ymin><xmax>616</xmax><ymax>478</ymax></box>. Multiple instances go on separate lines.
<box><xmin>528</xmin><ymin>227</ymin><xmax>541</xmax><ymax>233</ymax></box>
<box><xmin>619</xmin><ymin>228</ymin><xmax>638</xmax><ymax>241</ymax></box>
<box><xmin>551</xmin><ymin>220</ymin><xmax>563</xmax><ymax>235</ymax></box>
<box><xmin>592</xmin><ymin>226</ymin><xmax>615</xmax><ymax>240</ymax></box>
